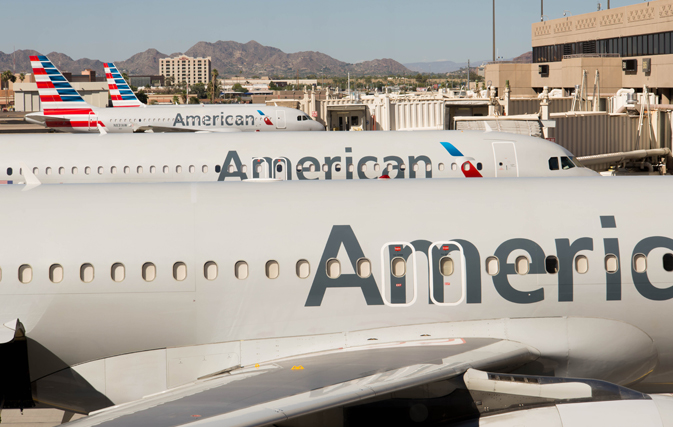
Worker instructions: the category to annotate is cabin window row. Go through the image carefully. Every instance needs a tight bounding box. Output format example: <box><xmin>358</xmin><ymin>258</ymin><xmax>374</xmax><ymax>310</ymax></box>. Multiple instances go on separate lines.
<box><xmin>293</xmin><ymin>162</ymin><xmax>483</xmax><ymax>173</ymax></box>
<box><xmin>18</xmin><ymin>165</ymin><xmax>227</xmax><ymax>177</ymax></box>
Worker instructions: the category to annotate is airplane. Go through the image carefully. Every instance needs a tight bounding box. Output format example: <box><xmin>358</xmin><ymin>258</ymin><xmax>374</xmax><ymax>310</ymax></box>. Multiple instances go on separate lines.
<box><xmin>24</xmin><ymin>55</ymin><xmax>324</xmax><ymax>133</ymax></box>
<box><xmin>3</xmin><ymin>176</ymin><xmax>673</xmax><ymax>427</ymax></box>
<box><xmin>0</xmin><ymin>130</ymin><xmax>597</xmax><ymax>185</ymax></box>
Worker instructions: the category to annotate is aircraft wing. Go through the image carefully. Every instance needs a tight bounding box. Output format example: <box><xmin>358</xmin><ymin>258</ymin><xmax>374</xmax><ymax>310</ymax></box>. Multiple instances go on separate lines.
<box><xmin>64</xmin><ymin>338</ymin><xmax>537</xmax><ymax>427</ymax></box>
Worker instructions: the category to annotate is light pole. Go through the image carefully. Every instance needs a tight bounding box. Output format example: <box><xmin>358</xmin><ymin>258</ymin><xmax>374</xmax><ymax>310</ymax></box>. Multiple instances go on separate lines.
<box><xmin>492</xmin><ymin>0</ymin><xmax>496</xmax><ymax>62</ymax></box>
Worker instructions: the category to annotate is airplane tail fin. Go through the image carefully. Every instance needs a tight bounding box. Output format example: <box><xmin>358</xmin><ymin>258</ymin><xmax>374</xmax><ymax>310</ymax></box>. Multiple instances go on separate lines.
<box><xmin>29</xmin><ymin>55</ymin><xmax>94</xmax><ymax>112</ymax></box>
<box><xmin>104</xmin><ymin>62</ymin><xmax>144</xmax><ymax>107</ymax></box>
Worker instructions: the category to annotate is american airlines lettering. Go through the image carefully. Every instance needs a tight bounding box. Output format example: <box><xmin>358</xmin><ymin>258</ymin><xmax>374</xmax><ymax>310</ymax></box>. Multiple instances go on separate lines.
<box><xmin>217</xmin><ymin>150</ymin><xmax>436</xmax><ymax>181</ymax></box>
<box><xmin>173</xmin><ymin>113</ymin><xmax>256</xmax><ymax>128</ymax></box>
<box><xmin>306</xmin><ymin>222</ymin><xmax>673</xmax><ymax>306</ymax></box>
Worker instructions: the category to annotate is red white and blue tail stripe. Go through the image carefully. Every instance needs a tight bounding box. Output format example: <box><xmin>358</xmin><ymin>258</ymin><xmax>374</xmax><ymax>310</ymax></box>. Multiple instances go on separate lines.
<box><xmin>104</xmin><ymin>63</ymin><xmax>143</xmax><ymax>107</ymax></box>
<box><xmin>30</xmin><ymin>55</ymin><xmax>102</xmax><ymax>130</ymax></box>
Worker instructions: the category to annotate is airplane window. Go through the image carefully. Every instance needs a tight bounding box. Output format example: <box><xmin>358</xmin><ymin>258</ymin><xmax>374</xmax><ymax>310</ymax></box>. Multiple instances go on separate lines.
<box><xmin>59</xmin><ymin>167</ymin><xmax>64</xmax><ymax>175</ymax></box>
<box><xmin>438</xmin><ymin>163</ymin><xmax>445</xmax><ymax>171</ymax></box>
<box><xmin>326</xmin><ymin>259</ymin><xmax>341</xmax><ymax>279</ymax></box>
<box><xmin>335</xmin><ymin>164</ymin><xmax>341</xmax><ymax>172</ymax></box>
<box><xmin>440</xmin><ymin>256</ymin><xmax>454</xmax><ymax>276</ymax></box>
<box><xmin>276</xmin><ymin>163</ymin><xmax>283</xmax><ymax>173</ymax></box>
<box><xmin>204</xmin><ymin>261</ymin><xmax>218</xmax><ymax>280</ymax></box>
<box><xmin>229</xmin><ymin>165</ymin><xmax>236</xmax><ymax>173</ymax></box>
<box><xmin>189</xmin><ymin>165</ymin><xmax>195</xmax><ymax>173</ymax></box>
<box><xmin>485</xmin><ymin>256</ymin><xmax>499</xmax><ymax>275</ymax></box>
<box><xmin>297</xmin><ymin>115</ymin><xmax>302</xmax><ymax>121</ymax></box>
<box><xmin>72</xmin><ymin>167</ymin><xmax>78</xmax><ymax>175</ymax></box>
<box><xmin>575</xmin><ymin>255</ymin><xmax>589</xmax><ymax>274</ymax></box>
<box><xmin>80</xmin><ymin>263</ymin><xmax>94</xmax><ymax>283</ymax></box>
<box><xmin>322</xmin><ymin>164</ymin><xmax>328</xmax><ymax>172</ymax></box>
<box><xmin>633</xmin><ymin>254</ymin><xmax>647</xmax><ymax>273</ymax></box>
<box><xmin>176</xmin><ymin>166</ymin><xmax>182</xmax><ymax>173</ymax></box>
<box><xmin>255</xmin><ymin>164</ymin><xmax>262</xmax><ymax>174</ymax></box>
<box><xmin>360</xmin><ymin>164</ymin><xmax>367</xmax><ymax>172</ymax></box>
<box><xmin>296</xmin><ymin>260</ymin><xmax>310</xmax><ymax>279</ymax></box>
<box><xmin>413</xmin><ymin>164</ymin><xmax>419</xmax><ymax>172</ymax></box>
<box><xmin>664</xmin><ymin>254</ymin><xmax>673</xmax><ymax>272</ymax></box>
<box><xmin>265</xmin><ymin>260</ymin><xmax>280</xmax><ymax>279</ymax></box>
<box><xmin>426</xmin><ymin>163</ymin><xmax>432</xmax><ymax>172</ymax></box>
<box><xmin>215</xmin><ymin>165</ymin><xmax>221</xmax><ymax>173</ymax></box>
<box><xmin>163</xmin><ymin>166</ymin><xmax>168</xmax><ymax>173</ymax></box>
<box><xmin>85</xmin><ymin>166</ymin><xmax>91</xmax><ymax>175</ymax></box>
<box><xmin>49</xmin><ymin>264</ymin><xmax>63</xmax><ymax>283</ymax></box>
<box><xmin>374</xmin><ymin>163</ymin><xmax>381</xmax><ymax>172</ymax></box>
<box><xmin>391</xmin><ymin>257</ymin><xmax>406</xmax><ymax>278</ymax></box>
<box><xmin>309</xmin><ymin>164</ymin><xmax>316</xmax><ymax>172</ymax></box>
<box><xmin>202</xmin><ymin>165</ymin><xmax>208</xmax><ymax>173</ymax></box>
<box><xmin>348</xmin><ymin>164</ymin><xmax>355</xmax><ymax>172</ymax></box>
<box><xmin>515</xmin><ymin>256</ymin><xmax>530</xmax><ymax>275</ymax></box>
<box><xmin>605</xmin><ymin>254</ymin><xmax>619</xmax><ymax>273</ymax></box>
<box><xmin>18</xmin><ymin>264</ymin><xmax>32</xmax><ymax>284</ymax></box>
<box><xmin>296</xmin><ymin>165</ymin><xmax>303</xmax><ymax>172</ymax></box>
<box><xmin>137</xmin><ymin>166</ymin><xmax>143</xmax><ymax>174</ymax></box>
<box><xmin>545</xmin><ymin>256</ymin><xmax>559</xmax><ymax>274</ymax></box>
<box><xmin>111</xmin><ymin>263</ymin><xmax>125</xmax><ymax>282</ymax></box>
<box><xmin>570</xmin><ymin>157</ymin><xmax>585</xmax><ymax>168</ymax></box>
<box><xmin>451</xmin><ymin>163</ymin><xmax>457</xmax><ymax>171</ymax></box>
<box><xmin>173</xmin><ymin>262</ymin><xmax>187</xmax><ymax>281</ymax></box>
<box><xmin>97</xmin><ymin>166</ymin><xmax>103</xmax><ymax>175</ymax></box>
<box><xmin>549</xmin><ymin>157</ymin><xmax>559</xmax><ymax>170</ymax></box>
<box><xmin>46</xmin><ymin>167</ymin><xmax>52</xmax><ymax>175</ymax></box>
<box><xmin>111</xmin><ymin>166</ymin><xmax>117</xmax><ymax>174</ymax></box>
<box><xmin>561</xmin><ymin>156</ymin><xmax>575</xmax><ymax>170</ymax></box>
<box><xmin>477</xmin><ymin>163</ymin><xmax>483</xmax><ymax>171</ymax></box>
<box><xmin>142</xmin><ymin>262</ymin><xmax>156</xmax><ymax>282</ymax></box>
<box><xmin>242</xmin><ymin>165</ymin><xmax>248</xmax><ymax>173</ymax></box>
<box><xmin>123</xmin><ymin>166</ymin><xmax>130</xmax><ymax>174</ymax></box>
<box><xmin>357</xmin><ymin>258</ymin><xmax>372</xmax><ymax>278</ymax></box>
<box><xmin>148</xmin><ymin>166</ymin><xmax>155</xmax><ymax>174</ymax></box>
<box><xmin>6</xmin><ymin>167</ymin><xmax>11</xmax><ymax>176</ymax></box>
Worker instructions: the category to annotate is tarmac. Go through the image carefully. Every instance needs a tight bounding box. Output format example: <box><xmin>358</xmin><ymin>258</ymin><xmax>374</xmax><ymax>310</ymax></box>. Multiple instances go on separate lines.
<box><xmin>0</xmin><ymin>112</ymin><xmax>54</xmax><ymax>134</ymax></box>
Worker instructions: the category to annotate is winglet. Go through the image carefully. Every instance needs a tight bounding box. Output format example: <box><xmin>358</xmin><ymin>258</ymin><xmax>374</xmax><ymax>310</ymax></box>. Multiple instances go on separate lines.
<box><xmin>483</xmin><ymin>121</ymin><xmax>494</xmax><ymax>132</ymax></box>
<box><xmin>20</xmin><ymin>162</ymin><xmax>41</xmax><ymax>191</ymax></box>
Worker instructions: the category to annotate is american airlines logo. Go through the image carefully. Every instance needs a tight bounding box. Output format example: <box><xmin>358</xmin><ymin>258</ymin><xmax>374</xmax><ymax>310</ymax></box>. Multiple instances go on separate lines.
<box><xmin>172</xmin><ymin>110</ymin><xmax>272</xmax><ymax>128</ymax></box>
<box><xmin>306</xmin><ymin>221</ymin><xmax>673</xmax><ymax>306</ymax></box>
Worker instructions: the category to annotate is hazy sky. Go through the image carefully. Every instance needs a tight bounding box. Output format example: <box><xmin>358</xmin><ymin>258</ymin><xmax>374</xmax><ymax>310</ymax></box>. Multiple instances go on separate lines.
<box><xmin>3</xmin><ymin>0</ymin><xmax>638</xmax><ymax>64</ymax></box>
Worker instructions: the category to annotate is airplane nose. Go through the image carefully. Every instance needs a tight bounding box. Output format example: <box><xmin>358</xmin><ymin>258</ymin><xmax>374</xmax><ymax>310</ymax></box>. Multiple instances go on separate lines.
<box><xmin>314</xmin><ymin>121</ymin><xmax>326</xmax><ymax>131</ymax></box>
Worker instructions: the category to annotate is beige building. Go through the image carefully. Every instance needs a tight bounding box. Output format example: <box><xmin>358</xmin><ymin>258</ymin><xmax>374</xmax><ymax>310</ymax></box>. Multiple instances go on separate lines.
<box><xmin>487</xmin><ymin>0</ymin><xmax>673</xmax><ymax>102</ymax></box>
<box><xmin>159</xmin><ymin>56</ymin><xmax>212</xmax><ymax>86</ymax></box>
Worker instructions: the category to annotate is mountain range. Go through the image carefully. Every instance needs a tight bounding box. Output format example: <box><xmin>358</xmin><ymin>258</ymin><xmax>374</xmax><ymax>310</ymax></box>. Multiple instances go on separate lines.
<box><xmin>403</xmin><ymin>51</ymin><xmax>533</xmax><ymax>73</ymax></box>
<box><xmin>0</xmin><ymin>41</ymin><xmax>411</xmax><ymax>78</ymax></box>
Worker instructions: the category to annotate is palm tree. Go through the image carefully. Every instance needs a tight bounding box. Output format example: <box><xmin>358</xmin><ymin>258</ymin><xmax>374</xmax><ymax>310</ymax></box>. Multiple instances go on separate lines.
<box><xmin>18</xmin><ymin>73</ymin><xmax>25</xmax><ymax>83</ymax></box>
<box><xmin>172</xmin><ymin>95</ymin><xmax>179</xmax><ymax>105</ymax></box>
<box><xmin>210</xmin><ymin>69</ymin><xmax>219</xmax><ymax>104</ymax></box>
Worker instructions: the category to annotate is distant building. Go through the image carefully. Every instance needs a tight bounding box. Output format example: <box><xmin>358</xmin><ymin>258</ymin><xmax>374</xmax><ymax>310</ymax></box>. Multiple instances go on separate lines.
<box><xmin>486</xmin><ymin>0</ymin><xmax>673</xmax><ymax>103</ymax></box>
<box><xmin>159</xmin><ymin>56</ymin><xmax>211</xmax><ymax>86</ymax></box>
<box><xmin>129</xmin><ymin>75</ymin><xmax>165</xmax><ymax>88</ymax></box>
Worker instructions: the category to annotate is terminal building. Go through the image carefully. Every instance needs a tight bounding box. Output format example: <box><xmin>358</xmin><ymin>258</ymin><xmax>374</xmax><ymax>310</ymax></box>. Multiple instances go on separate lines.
<box><xmin>487</xmin><ymin>0</ymin><xmax>673</xmax><ymax>103</ymax></box>
<box><xmin>159</xmin><ymin>56</ymin><xmax>211</xmax><ymax>86</ymax></box>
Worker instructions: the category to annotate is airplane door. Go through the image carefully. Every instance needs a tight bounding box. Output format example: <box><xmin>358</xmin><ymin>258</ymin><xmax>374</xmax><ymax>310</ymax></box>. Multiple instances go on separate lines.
<box><xmin>88</xmin><ymin>112</ymin><xmax>98</xmax><ymax>132</ymax></box>
<box><xmin>252</xmin><ymin>157</ymin><xmax>272</xmax><ymax>179</ymax></box>
<box><xmin>428</xmin><ymin>241</ymin><xmax>466</xmax><ymax>306</ymax></box>
<box><xmin>379</xmin><ymin>242</ymin><xmax>418</xmax><ymax>307</ymax></box>
<box><xmin>276</xmin><ymin>110</ymin><xmax>286</xmax><ymax>129</ymax></box>
<box><xmin>272</xmin><ymin>158</ymin><xmax>291</xmax><ymax>180</ymax></box>
<box><xmin>492</xmin><ymin>142</ymin><xmax>519</xmax><ymax>177</ymax></box>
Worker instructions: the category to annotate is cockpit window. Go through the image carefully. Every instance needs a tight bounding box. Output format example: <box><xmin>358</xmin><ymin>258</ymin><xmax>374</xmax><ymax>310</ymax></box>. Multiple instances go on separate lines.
<box><xmin>561</xmin><ymin>156</ymin><xmax>575</xmax><ymax>170</ymax></box>
<box><xmin>297</xmin><ymin>115</ymin><xmax>302</xmax><ymax>121</ymax></box>
<box><xmin>548</xmin><ymin>157</ymin><xmax>559</xmax><ymax>171</ymax></box>
<box><xmin>570</xmin><ymin>157</ymin><xmax>585</xmax><ymax>168</ymax></box>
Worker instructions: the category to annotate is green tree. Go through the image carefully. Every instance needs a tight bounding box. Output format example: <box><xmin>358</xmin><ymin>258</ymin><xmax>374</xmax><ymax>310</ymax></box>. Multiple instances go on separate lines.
<box><xmin>189</xmin><ymin>96</ymin><xmax>199</xmax><ymax>104</ymax></box>
<box><xmin>172</xmin><ymin>95</ymin><xmax>179</xmax><ymax>105</ymax></box>
<box><xmin>179</xmin><ymin>90</ymin><xmax>187</xmax><ymax>104</ymax></box>
<box><xmin>209</xmin><ymin>69</ymin><xmax>220</xmax><ymax>103</ymax></box>
<box><xmin>232</xmin><ymin>83</ymin><xmax>246</xmax><ymax>93</ymax></box>
<box><xmin>136</xmin><ymin>90</ymin><xmax>148</xmax><ymax>104</ymax></box>
<box><xmin>190</xmin><ymin>83</ymin><xmax>207</xmax><ymax>99</ymax></box>
<box><xmin>165</xmin><ymin>76</ymin><xmax>174</xmax><ymax>88</ymax></box>
<box><xmin>1</xmin><ymin>70</ymin><xmax>16</xmax><ymax>90</ymax></box>
<box><xmin>18</xmin><ymin>73</ymin><xmax>25</xmax><ymax>83</ymax></box>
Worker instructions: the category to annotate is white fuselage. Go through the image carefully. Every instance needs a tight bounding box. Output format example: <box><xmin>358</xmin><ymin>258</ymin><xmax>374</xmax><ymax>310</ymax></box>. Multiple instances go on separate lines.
<box><xmin>3</xmin><ymin>176</ymin><xmax>673</xmax><ymax>408</ymax></box>
<box><xmin>25</xmin><ymin>104</ymin><xmax>325</xmax><ymax>133</ymax></box>
<box><xmin>0</xmin><ymin>131</ymin><xmax>597</xmax><ymax>184</ymax></box>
